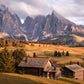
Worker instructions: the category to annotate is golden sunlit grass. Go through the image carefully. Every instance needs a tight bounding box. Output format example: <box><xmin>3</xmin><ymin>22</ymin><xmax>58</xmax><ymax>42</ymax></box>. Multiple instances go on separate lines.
<box><xmin>70</xmin><ymin>34</ymin><xmax>84</xmax><ymax>42</ymax></box>
<box><xmin>1</xmin><ymin>43</ymin><xmax>84</xmax><ymax>64</ymax></box>
<box><xmin>1</xmin><ymin>73</ymin><xmax>84</xmax><ymax>84</ymax></box>
<box><xmin>25</xmin><ymin>44</ymin><xmax>84</xmax><ymax>55</ymax></box>
<box><xmin>0</xmin><ymin>45</ymin><xmax>84</xmax><ymax>84</ymax></box>
<box><xmin>24</xmin><ymin>44</ymin><xmax>84</xmax><ymax>64</ymax></box>
<box><xmin>50</xmin><ymin>38</ymin><xmax>57</xmax><ymax>40</ymax></box>
<box><xmin>54</xmin><ymin>56</ymin><xmax>83</xmax><ymax>64</ymax></box>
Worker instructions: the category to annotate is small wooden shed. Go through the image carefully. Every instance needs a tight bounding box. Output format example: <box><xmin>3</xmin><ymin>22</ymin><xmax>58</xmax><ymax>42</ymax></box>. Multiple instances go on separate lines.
<box><xmin>62</xmin><ymin>64</ymin><xmax>84</xmax><ymax>81</ymax></box>
<box><xmin>18</xmin><ymin>57</ymin><xmax>61</xmax><ymax>79</ymax></box>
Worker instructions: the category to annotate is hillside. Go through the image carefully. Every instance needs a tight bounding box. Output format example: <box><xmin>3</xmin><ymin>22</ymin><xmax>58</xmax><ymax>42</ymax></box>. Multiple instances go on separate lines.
<box><xmin>0</xmin><ymin>43</ymin><xmax>83</xmax><ymax>66</ymax></box>
<box><xmin>24</xmin><ymin>44</ymin><xmax>84</xmax><ymax>66</ymax></box>
<box><xmin>0</xmin><ymin>5</ymin><xmax>27</xmax><ymax>40</ymax></box>
<box><xmin>0</xmin><ymin>73</ymin><xmax>84</xmax><ymax>84</ymax></box>
<box><xmin>41</xmin><ymin>33</ymin><xmax>84</xmax><ymax>45</ymax></box>
<box><xmin>23</xmin><ymin>11</ymin><xmax>84</xmax><ymax>41</ymax></box>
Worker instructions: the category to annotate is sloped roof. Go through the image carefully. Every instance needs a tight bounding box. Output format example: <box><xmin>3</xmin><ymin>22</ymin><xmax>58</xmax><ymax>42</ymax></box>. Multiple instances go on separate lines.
<box><xmin>65</xmin><ymin>64</ymin><xmax>84</xmax><ymax>72</ymax></box>
<box><xmin>18</xmin><ymin>57</ymin><xmax>49</xmax><ymax>68</ymax></box>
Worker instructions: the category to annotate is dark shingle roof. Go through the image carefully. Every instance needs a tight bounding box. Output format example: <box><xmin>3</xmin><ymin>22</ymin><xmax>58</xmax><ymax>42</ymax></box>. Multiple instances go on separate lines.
<box><xmin>65</xmin><ymin>64</ymin><xmax>84</xmax><ymax>72</ymax></box>
<box><xmin>18</xmin><ymin>57</ymin><xmax>49</xmax><ymax>68</ymax></box>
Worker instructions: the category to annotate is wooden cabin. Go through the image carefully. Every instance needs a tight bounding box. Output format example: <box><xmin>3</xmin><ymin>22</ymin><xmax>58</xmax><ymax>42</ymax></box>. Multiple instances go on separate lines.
<box><xmin>18</xmin><ymin>57</ymin><xmax>61</xmax><ymax>79</ymax></box>
<box><xmin>62</xmin><ymin>64</ymin><xmax>84</xmax><ymax>81</ymax></box>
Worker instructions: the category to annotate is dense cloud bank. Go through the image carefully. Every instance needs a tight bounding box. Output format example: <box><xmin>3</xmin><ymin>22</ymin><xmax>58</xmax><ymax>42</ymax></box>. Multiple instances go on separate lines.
<box><xmin>0</xmin><ymin>0</ymin><xmax>84</xmax><ymax>25</ymax></box>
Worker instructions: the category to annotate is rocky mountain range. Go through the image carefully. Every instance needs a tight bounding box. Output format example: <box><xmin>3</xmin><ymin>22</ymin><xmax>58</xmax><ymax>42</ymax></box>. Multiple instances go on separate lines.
<box><xmin>0</xmin><ymin>5</ymin><xmax>28</xmax><ymax>40</ymax></box>
<box><xmin>0</xmin><ymin>5</ymin><xmax>84</xmax><ymax>44</ymax></box>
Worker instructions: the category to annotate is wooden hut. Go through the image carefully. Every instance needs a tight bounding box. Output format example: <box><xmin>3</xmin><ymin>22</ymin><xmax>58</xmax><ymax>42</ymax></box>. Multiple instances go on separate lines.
<box><xmin>62</xmin><ymin>64</ymin><xmax>84</xmax><ymax>81</ymax></box>
<box><xmin>18</xmin><ymin>57</ymin><xmax>61</xmax><ymax>79</ymax></box>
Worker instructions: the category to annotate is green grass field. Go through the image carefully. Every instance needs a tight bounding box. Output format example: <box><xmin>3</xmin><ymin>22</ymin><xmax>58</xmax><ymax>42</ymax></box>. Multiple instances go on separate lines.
<box><xmin>0</xmin><ymin>73</ymin><xmax>84</xmax><ymax>84</ymax></box>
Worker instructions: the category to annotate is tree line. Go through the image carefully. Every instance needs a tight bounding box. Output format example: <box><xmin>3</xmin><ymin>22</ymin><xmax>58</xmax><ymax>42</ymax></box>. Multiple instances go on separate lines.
<box><xmin>0</xmin><ymin>38</ymin><xmax>29</xmax><ymax>47</ymax></box>
<box><xmin>0</xmin><ymin>47</ymin><xmax>27</xmax><ymax>72</ymax></box>
<box><xmin>33</xmin><ymin>51</ymin><xmax>69</xmax><ymax>58</ymax></box>
<box><xmin>54</xmin><ymin>51</ymin><xmax>69</xmax><ymax>57</ymax></box>
<box><xmin>30</xmin><ymin>41</ymin><xmax>65</xmax><ymax>45</ymax></box>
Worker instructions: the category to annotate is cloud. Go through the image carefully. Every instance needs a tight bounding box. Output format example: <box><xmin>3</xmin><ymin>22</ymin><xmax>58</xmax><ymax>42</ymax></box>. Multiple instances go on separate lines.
<box><xmin>0</xmin><ymin>0</ymin><xmax>52</xmax><ymax>20</ymax></box>
<box><xmin>46</xmin><ymin>0</ymin><xmax>84</xmax><ymax>25</ymax></box>
<box><xmin>0</xmin><ymin>0</ymin><xmax>84</xmax><ymax>25</ymax></box>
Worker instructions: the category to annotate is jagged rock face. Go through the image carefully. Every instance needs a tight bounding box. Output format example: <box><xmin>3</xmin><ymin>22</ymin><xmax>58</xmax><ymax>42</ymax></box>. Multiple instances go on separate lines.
<box><xmin>0</xmin><ymin>5</ymin><xmax>28</xmax><ymax>40</ymax></box>
<box><xmin>0</xmin><ymin>5</ymin><xmax>84</xmax><ymax>42</ymax></box>
<box><xmin>23</xmin><ymin>15</ymin><xmax>46</xmax><ymax>40</ymax></box>
<box><xmin>23</xmin><ymin>10</ymin><xmax>84</xmax><ymax>41</ymax></box>
<box><xmin>0</xmin><ymin>6</ymin><xmax>21</xmax><ymax>34</ymax></box>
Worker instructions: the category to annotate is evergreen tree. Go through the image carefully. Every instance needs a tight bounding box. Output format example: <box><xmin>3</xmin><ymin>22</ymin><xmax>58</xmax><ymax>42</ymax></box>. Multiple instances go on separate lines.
<box><xmin>12</xmin><ymin>49</ymin><xmax>27</xmax><ymax>68</ymax></box>
<box><xmin>77</xmin><ymin>62</ymin><xmax>79</xmax><ymax>65</ymax></box>
<box><xmin>62</xmin><ymin>51</ymin><xmax>65</xmax><ymax>56</ymax></box>
<box><xmin>5</xmin><ymin>40</ymin><xmax>8</xmax><ymax>46</ymax></box>
<box><xmin>54</xmin><ymin>51</ymin><xmax>58</xmax><ymax>57</ymax></box>
<box><xmin>57</xmin><ymin>52</ymin><xmax>61</xmax><ymax>57</ymax></box>
<box><xmin>66</xmin><ymin>51</ymin><xmax>69</xmax><ymax>56</ymax></box>
<box><xmin>33</xmin><ymin>53</ymin><xmax>36</xmax><ymax>58</ymax></box>
<box><xmin>0</xmin><ymin>47</ymin><xmax>15</xmax><ymax>72</ymax></box>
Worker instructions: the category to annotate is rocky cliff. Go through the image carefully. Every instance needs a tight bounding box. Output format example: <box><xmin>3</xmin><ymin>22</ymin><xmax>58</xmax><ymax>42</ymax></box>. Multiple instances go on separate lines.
<box><xmin>0</xmin><ymin>5</ymin><xmax>28</xmax><ymax>40</ymax></box>
<box><xmin>23</xmin><ymin>10</ymin><xmax>84</xmax><ymax>41</ymax></box>
<box><xmin>0</xmin><ymin>5</ymin><xmax>84</xmax><ymax>43</ymax></box>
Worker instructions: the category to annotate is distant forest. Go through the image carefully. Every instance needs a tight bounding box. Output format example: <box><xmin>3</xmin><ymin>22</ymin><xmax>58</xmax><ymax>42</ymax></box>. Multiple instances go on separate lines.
<box><xmin>0</xmin><ymin>38</ymin><xmax>29</xmax><ymax>47</ymax></box>
<box><xmin>0</xmin><ymin>38</ymin><xmax>65</xmax><ymax>47</ymax></box>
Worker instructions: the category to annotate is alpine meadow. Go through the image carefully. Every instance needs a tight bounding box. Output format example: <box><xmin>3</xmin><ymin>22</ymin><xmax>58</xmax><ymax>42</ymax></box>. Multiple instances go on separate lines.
<box><xmin>0</xmin><ymin>0</ymin><xmax>84</xmax><ymax>84</ymax></box>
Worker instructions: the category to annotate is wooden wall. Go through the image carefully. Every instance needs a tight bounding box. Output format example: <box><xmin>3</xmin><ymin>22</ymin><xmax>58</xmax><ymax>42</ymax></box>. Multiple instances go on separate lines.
<box><xmin>23</xmin><ymin>67</ymin><xmax>43</xmax><ymax>76</ymax></box>
<box><xmin>74</xmin><ymin>70</ymin><xmax>84</xmax><ymax>81</ymax></box>
<box><xmin>62</xmin><ymin>67</ymin><xmax>84</xmax><ymax>81</ymax></box>
<box><xmin>62</xmin><ymin>67</ymin><xmax>73</xmax><ymax>78</ymax></box>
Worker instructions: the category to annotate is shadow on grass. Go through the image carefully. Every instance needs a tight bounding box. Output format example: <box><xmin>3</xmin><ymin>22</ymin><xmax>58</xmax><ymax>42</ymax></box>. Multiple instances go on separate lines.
<box><xmin>0</xmin><ymin>74</ymin><xmax>43</xmax><ymax>84</ymax></box>
<box><xmin>59</xmin><ymin>78</ymin><xmax>81</xmax><ymax>84</ymax></box>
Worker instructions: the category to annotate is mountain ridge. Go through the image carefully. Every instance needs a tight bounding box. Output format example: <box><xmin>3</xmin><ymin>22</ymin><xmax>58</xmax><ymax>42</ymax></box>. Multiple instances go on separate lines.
<box><xmin>23</xmin><ymin>10</ymin><xmax>84</xmax><ymax>41</ymax></box>
<box><xmin>0</xmin><ymin>5</ymin><xmax>84</xmax><ymax>44</ymax></box>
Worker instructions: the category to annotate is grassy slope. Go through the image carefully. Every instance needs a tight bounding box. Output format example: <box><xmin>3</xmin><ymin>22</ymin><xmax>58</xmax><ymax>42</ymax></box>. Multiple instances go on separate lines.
<box><xmin>0</xmin><ymin>73</ymin><xmax>84</xmax><ymax>84</ymax></box>
<box><xmin>24</xmin><ymin>44</ymin><xmax>84</xmax><ymax>64</ymax></box>
<box><xmin>41</xmin><ymin>33</ymin><xmax>84</xmax><ymax>44</ymax></box>
<box><xmin>1</xmin><ymin>44</ymin><xmax>84</xmax><ymax>64</ymax></box>
<box><xmin>0</xmin><ymin>45</ymin><xmax>84</xmax><ymax>84</ymax></box>
<box><xmin>24</xmin><ymin>44</ymin><xmax>84</xmax><ymax>55</ymax></box>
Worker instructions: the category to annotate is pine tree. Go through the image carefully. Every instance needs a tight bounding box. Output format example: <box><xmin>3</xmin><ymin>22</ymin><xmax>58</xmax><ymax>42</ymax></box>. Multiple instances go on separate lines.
<box><xmin>33</xmin><ymin>53</ymin><xmax>36</xmax><ymax>58</ymax></box>
<box><xmin>54</xmin><ymin>51</ymin><xmax>58</xmax><ymax>57</ymax></box>
<box><xmin>57</xmin><ymin>52</ymin><xmax>61</xmax><ymax>57</ymax></box>
<box><xmin>12</xmin><ymin>49</ymin><xmax>27</xmax><ymax>68</ymax></box>
<box><xmin>77</xmin><ymin>62</ymin><xmax>79</xmax><ymax>65</ymax></box>
<box><xmin>0</xmin><ymin>47</ymin><xmax>15</xmax><ymax>72</ymax></box>
<box><xmin>62</xmin><ymin>51</ymin><xmax>65</xmax><ymax>56</ymax></box>
<box><xmin>66</xmin><ymin>51</ymin><xmax>69</xmax><ymax>56</ymax></box>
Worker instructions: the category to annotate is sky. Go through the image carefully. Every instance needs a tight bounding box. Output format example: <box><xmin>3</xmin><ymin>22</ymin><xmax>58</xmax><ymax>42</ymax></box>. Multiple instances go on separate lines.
<box><xmin>0</xmin><ymin>0</ymin><xmax>84</xmax><ymax>25</ymax></box>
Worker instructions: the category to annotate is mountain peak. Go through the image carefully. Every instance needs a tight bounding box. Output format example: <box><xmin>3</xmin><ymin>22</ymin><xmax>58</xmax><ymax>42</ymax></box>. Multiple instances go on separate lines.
<box><xmin>51</xmin><ymin>10</ymin><xmax>74</xmax><ymax>25</ymax></box>
<box><xmin>52</xmin><ymin>10</ymin><xmax>57</xmax><ymax>14</ymax></box>
<box><xmin>52</xmin><ymin>10</ymin><xmax>64</xmax><ymax>18</ymax></box>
